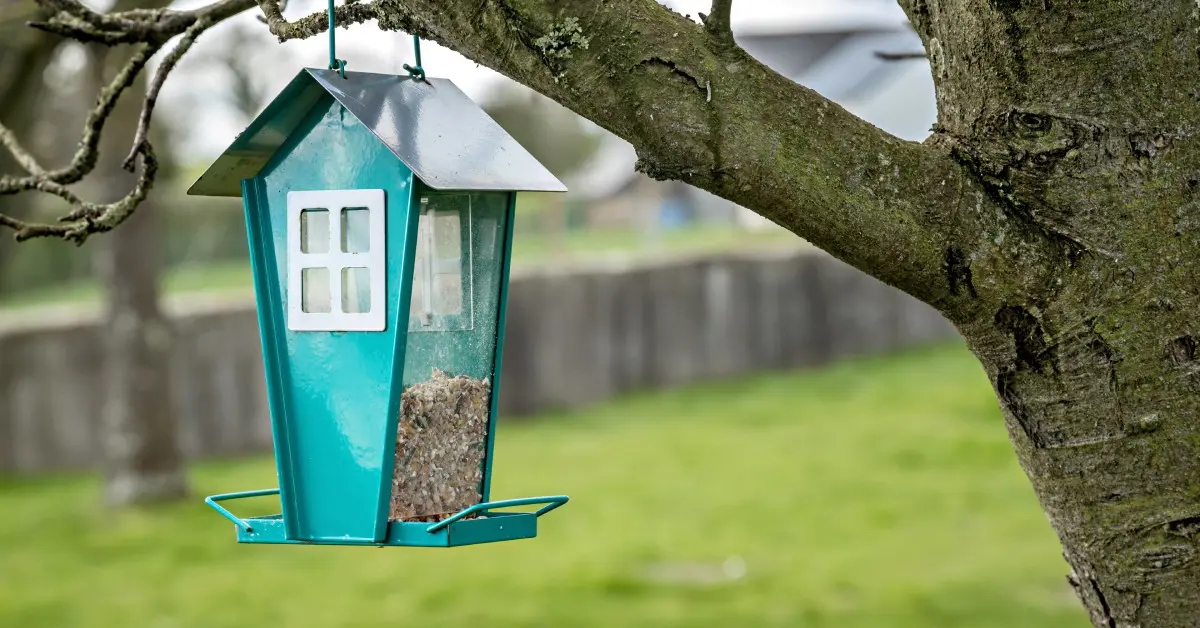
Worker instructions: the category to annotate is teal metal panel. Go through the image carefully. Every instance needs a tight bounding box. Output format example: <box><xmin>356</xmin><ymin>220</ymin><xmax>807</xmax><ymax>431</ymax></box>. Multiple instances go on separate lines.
<box><xmin>206</xmin><ymin>490</ymin><xmax>562</xmax><ymax>546</ymax></box>
<box><xmin>372</xmin><ymin>168</ymin><xmax>422</xmax><ymax>538</ymax></box>
<box><xmin>242</xmin><ymin>178</ymin><xmax>302</xmax><ymax>539</ymax></box>
<box><xmin>480</xmin><ymin>192</ymin><xmax>518</xmax><ymax>502</ymax></box>
<box><xmin>227</xmin><ymin>513</ymin><xmax>537</xmax><ymax>546</ymax></box>
<box><xmin>256</xmin><ymin>97</ymin><xmax>416</xmax><ymax>544</ymax></box>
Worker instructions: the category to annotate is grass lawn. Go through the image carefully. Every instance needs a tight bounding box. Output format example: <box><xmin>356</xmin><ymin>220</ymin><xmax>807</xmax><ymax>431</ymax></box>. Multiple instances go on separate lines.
<box><xmin>0</xmin><ymin>226</ymin><xmax>801</xmax><ymax>311</ymax></box>
<box><xmin>0</xmin><ymin>342</ymin><xmax>1088</xmax><ymax>627</ymax></box>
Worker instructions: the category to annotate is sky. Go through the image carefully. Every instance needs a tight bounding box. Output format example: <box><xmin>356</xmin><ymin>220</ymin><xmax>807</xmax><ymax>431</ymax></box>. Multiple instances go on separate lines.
<box><xmin>145</xmin><ymin>0</ymin><xmax>910</xmax><ymax>161</ymax></box>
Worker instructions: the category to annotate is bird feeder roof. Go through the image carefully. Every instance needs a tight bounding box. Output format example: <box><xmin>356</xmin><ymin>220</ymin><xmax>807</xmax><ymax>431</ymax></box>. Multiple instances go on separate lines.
<box><xmin>188</xmin><ymin>68</ymin><xmax>568</xmax><ymax>198</ymax></box>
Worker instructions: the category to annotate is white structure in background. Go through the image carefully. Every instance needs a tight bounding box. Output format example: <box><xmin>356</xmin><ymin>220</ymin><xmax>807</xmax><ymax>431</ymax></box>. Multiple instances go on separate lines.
<box><xmin>565</xmin><ymin>1</ymin><xmax>937</xmax><ymax>233</ymax></box>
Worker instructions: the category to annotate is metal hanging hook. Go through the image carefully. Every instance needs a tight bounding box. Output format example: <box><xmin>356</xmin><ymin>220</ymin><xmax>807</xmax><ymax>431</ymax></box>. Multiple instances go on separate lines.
<box><xmin>328</xmin><ymin>0</ymin><xmax>346</xmax><ymax>78</ymax></box>
<box><xmin>403</xmin><ymin>35</ymin><xmax>426</xmax><ymax>81</ymax></box>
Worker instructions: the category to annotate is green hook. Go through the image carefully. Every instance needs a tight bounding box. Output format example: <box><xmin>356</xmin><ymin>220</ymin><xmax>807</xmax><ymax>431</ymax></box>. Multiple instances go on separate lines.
<box><xmin>328</xmin><ymin>0</ymin><xmax>346</xmax><ymax>78</ymax></box>
<box><xmin>403</xmin><ymin>35</ymin><xmax>425</xmax><ymax>81</ymax></box>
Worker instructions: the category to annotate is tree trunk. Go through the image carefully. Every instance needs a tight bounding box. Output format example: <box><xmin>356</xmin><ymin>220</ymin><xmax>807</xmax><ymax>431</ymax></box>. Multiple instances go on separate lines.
<box><xmin>894</xmin><ymin>2</ymin><xmax>1200</xmax><ymax>624</ymax></box>
<box><xmin>86</xmin><ymin>43</ymin><xmax>187</xmax><ymax>506</ymax></box>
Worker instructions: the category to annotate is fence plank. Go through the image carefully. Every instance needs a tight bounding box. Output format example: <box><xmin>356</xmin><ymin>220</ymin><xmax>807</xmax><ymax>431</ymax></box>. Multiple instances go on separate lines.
<box><xmin>0</xmin><ymin>248</ymin><xmax>958</xmax><ymax>475</ymax></box>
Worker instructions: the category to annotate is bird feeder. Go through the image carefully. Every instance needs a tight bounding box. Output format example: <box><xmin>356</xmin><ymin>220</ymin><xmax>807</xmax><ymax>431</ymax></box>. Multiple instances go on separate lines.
<box><xmin>187</xmin><ymin>68</ymin><xmax>569</xmax><ymax>547</ymax></box>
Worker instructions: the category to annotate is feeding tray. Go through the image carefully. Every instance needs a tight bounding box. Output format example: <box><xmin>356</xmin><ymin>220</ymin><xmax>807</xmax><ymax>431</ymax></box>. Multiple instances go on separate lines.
<box><xmin>207</xmin><ymin>490</ymin><xmax>568</xmax><ymax>547</ymax></box>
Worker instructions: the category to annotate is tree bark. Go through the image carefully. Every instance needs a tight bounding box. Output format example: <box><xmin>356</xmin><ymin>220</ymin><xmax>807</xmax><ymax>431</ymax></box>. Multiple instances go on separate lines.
<box><xmin>85</xmin><ymin>42</ymin><xmax>187</xmax><ymax>507</ymax></box>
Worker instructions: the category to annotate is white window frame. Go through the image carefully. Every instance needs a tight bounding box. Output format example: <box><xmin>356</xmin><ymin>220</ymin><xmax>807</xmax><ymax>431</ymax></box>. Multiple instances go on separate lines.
<box><xmin>286</xmin><ymin>188</ymin><xmax>387</xmax><ymax>332</ymax></box>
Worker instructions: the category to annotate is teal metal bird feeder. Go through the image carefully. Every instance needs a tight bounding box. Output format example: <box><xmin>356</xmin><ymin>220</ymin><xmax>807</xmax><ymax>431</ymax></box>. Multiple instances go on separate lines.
<box><xmin>187</xmin><ymin>67</ymin><xmax>569</xmax><ymax>547</ymax></box>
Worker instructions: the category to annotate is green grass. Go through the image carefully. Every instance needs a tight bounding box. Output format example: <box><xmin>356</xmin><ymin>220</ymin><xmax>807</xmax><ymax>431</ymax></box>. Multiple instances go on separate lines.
<box><xmin>0</xmin><ymin>342</ymin><xmax>1088</xmax><ymax>627</ymax></box>
<box><xmin>0</xmin><ymin>226</ymin><xmax>799</xmax><ymax>311</ymax></box>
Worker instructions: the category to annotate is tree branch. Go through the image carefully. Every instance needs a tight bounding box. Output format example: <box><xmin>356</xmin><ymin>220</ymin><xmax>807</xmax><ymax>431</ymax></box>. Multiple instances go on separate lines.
<box><xmin>875</xmin><ymin>50</ymin><xmax>928</xmax><ymax>61</ymax></box>
<box><xmin>0</xmin><ymin>124</ymin><xmax>44</xmax><ymax>175</ymax></box>
<box><xmin>699</xmin><ymin>0</ymin><xmax>733</xmax><ymax>48</ymax></box>
<box><xmin>330</xmin><ymin>0</ymin><xmax>1023</xmax><ymax>318</ymax></box>
<box><xmin>0</xmin><ymin>0</ymin><xmax>231</xmax><ymax>243</ymax></box>
<box><xmin>255</xmin><ymin>0</ymin><xmax>386</xmax><ymax>42</ymax></box>
<box><xmin>123</xmin><ymin>17</ymin><xmax>210</xmax><ymax>171</ymax></box>
<box><xmin>4</xmin><ymin>0</ymin><xmax>1049</xmax><ymax>322</ymax></box>
<box><xmin>27</xmin><ymin>0</ymin><xmax>253</xmax><ymax>45</ymax></box>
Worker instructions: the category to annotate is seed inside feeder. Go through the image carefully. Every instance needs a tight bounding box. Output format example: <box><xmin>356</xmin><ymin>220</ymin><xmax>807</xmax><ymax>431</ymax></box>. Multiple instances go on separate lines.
<box><xmin>389</xmin><ymin>369</ymin><xmax>492</xmax><ymax>522</ymax></box>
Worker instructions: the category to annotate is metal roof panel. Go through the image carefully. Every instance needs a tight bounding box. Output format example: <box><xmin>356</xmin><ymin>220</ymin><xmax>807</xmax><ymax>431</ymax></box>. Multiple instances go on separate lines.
<box><xmin>188</xmin><ymin>68</ymin><xmax>567</xmax><ymax>198</ymax></box>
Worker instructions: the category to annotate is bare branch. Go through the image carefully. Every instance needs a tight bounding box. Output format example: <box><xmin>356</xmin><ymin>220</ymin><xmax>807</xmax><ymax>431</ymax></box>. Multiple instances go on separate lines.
<box><xmin>124</xmin><ymin>17</ymin><xmax>211</xmax><ymax>171</ymax></box>
<box><xmin>0</xmin><ymin>41</ymin><xmax>157</xmax><ymax>195</ymax></box>
<box><xmin>0</xmin><ymin>0</ymin><xmax>1013</xmax><ymax>324</ymax></box>
<box><xmin>0</xmin><ymin>143</ymin><xmax>155</xmax><ymax>244</ymax></box>
<box><xmin>875</xmin><ymin>50</ymin><xmax>928</xmax><ymax>61</ymax></box>
<box><xmin>255</xmin><ymin>0</ymin><xmax>384</xmax><ymax>42</ymax></box>
<box><xmin>699</xmin><ymin>0</ymin><xmax>733</xmax><ymax>48</ymax></box>
<box><xmin>0</xmin><ymin>124</ymin><xmax>45</xmax><ymax>175</ymax></box>
<box><xmin>28</xmin><ymin>0</ymin><xmax>253</xmax><ymax>45</ymax></box>
<box><xmin>0</xmin><ymin>0</ymin><xmax>245</xmax><ymax>243</ymax></box>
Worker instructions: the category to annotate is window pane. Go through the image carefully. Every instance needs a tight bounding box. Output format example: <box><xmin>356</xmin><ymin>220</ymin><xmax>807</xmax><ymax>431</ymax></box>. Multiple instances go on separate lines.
<box><xmin>478</xmin><ymin>217</ymin><xmax>498</xmax><ymax>260</ymax></box>
<box><xmin>300</xmin><ymin>209</ymin><xmax>329</xmax><ymax>254</ymax></box>
<box><xmin>408</xmin><ymin>195</ymin><xmax>473</xmax><ymax>331</ymax></box>
<box><xmin>341</xmin><ymin>207</ymin><xmax>370</xmax><ymax>253</ymax></box>
<box><xmin>433</xmin><ymin>211</ymin><xmax>461</xmax><ymax>261</ymax></box>
<box><xmin>434</xmin><ymin>271</ymin><xmax>462</xmax><ymax>313</ymax></box>
<box><xmin>301</xmin><ymin>267</ymin><xmax>331</xmax><ymax>313</ymax></box>
<box><xmin>342</xmin><ymin>267</ymin><xmax>371</xmax><ymax>314</ymax></box>
<box><xmin>409</xmin><ymin>214</ymin><xmax>429</xmax><ymax>323</ymax></box>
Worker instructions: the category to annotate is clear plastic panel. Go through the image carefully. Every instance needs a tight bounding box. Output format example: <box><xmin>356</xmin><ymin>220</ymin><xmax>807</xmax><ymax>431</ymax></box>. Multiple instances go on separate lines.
<box><xmin>341</xmin><ymin>267</ymin><xmax>371</xmax><ymax>314</ymax></box>
<box><xmin>390</xmin><ymin>192</ymin><xmax>510</xmax><ymax>522</ymax></box>
<box><xmin>300</xmin><ymin>208</ymin><xmax>329</xmax><ymax>254</ymax></box>
<box><xmin>341</xmin><ymin>207</ymin><xmax>370</xmax><ymax>253</ymax></box>
<box><xmin>300</xmin><ymin>267</ymin><xmax>331</xmax><ymax>313</ymax></box>
<box><xmin>409</xmin><ymin>195</ymin><xmax>473</xmax><ymax>332</ymax></box>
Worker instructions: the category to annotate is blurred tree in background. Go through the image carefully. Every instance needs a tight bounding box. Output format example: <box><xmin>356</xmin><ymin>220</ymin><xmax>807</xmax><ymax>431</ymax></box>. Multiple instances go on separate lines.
<box><xmin>483</xmin><ymin>85</ymin><xmax>602</xmax><ymax>180</ymax></box>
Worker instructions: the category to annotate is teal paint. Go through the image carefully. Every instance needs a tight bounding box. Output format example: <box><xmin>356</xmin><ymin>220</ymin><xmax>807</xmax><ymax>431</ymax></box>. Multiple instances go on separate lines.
<box><xmin>207</xmin><ymin>490</ymin><xmax>565</xmax><ymax>547</ymax></box>
<box><xmin>371</xmin><ymin>170</ymin><xmax>422</xmax><ymax>538</ymax></box>
<box><xmin>481</xmin><ymin>192</ymin><xmax>519</xmax><ymax>502</ymax></box>
<box><xmin>194</xmin><ymin>68</ymin><xmax>568</xmax><ymax>548</ymax></box>
<box><xmin>226</xmin><ymin>512</ymin><xmax>539</xmax><ymax>547</ymax></box>
<box><xmin>242</xmin><ymin>179</ymin><xmax>303</xmax><ymax>539</ymax></box>
<box><xmin>255</xmin><ymin>97</ymin><xmax>415</xmax><ymax>543</ymax></box>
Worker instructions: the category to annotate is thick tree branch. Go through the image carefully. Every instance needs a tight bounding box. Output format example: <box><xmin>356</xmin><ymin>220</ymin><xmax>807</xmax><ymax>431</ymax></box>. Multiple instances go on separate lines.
<box><xmin>4</xmin><ymin>0</ymin><xmax>1057</xmax><ymax>322</ymax></box>
<box><xmin>284</xmin><ymin>0</ymin><xmax>1030</xmax><ymax>319</ymax></box>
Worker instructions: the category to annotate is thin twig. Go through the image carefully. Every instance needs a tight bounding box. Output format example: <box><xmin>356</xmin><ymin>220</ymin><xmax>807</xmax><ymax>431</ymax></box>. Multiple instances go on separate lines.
<box><xmin>0</xmin><ymin>124</ymin><xmax>45</xmax><ymax>175</ymax></box>
<box><xmin>875</xmin><ymin>50</ymin><xmax>928</xmax><ymax>61</ymax></box>
<box><xmin>0</xmin><ymin>41</ymin><xmax>158</xmax><ymax>196</ymax></box>
<box><xmin>28</xmin><ymin>0</ymin><xmax>254</xmax><ymax>45</ymax></box>
<box><xmin>256</xmin><ymin>0</ymin><xmax>380</xmax><ymax>41</ymax></box>
<box><xmin>0</xmin><ymin>0</ymin><xmax>391</xmax><ymax>243</ymax></box>
<box><xmin>124</xmin><ymin>17</ymin><xmax>213</xmax><ymax>171</ymax></box>
<box><xmin>0</xmin><ymin>0</ymin><xmax>254</xmax><ymax>243</ymax></box>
